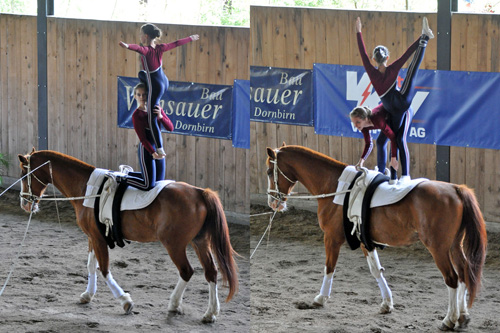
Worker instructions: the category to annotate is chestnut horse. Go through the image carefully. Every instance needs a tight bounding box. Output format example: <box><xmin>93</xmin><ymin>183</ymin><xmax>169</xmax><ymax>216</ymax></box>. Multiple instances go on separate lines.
<box><xmin>265</xmin><ymin>144</ymin><xmax>486</xmax><ymax>331</ymax></box>
<box><xmin>18</xmin><ymin>149</ymin><xmax>238</xmax><ymax>323</ymax></box>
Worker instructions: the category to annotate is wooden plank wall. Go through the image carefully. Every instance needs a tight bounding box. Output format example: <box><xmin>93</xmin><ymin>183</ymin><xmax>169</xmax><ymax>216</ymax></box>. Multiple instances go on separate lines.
<box><xmin>0</xmin><ymin>14</ymin><xmax>250</xmax><ymax>215</ymax></box>
<box><xmin>250</xmin><ymin>7</ymin><xmax>500</xmax><ymax>222</ymax></box>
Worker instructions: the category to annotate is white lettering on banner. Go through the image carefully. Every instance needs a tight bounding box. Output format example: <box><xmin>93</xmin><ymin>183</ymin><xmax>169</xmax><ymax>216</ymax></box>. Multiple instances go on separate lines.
<box><xmin>280</xmin><ymin>72</ymin><xmax>304</xmax><ymax>86</ymax></box>
<box><xmin>200</xmin><ymin>88</ymin><xmax>224</xmax><ymax>101</ymax></box>
<box><xmin>166</xmin><ymin>101</ymin><xmax>223</xmax><ymax>120</ymax></box>
<box><xmin>251</xmin><ymin>87</ymin><xmax>303</xmax><ymax>106</ymax></box>
<box><xmin>174</xmin><ymin>120</ymin><xmax>215</xmax><ymax>134</ymax></box>
<box><xmin>253</xmin><ymin>107</ymin><xmax>296</xmax><ymax>120</ymax></box>
<box><xmin>410</xmin><ymin>127</ymin><xmax>426</xmax><ymax>138</ymax></box>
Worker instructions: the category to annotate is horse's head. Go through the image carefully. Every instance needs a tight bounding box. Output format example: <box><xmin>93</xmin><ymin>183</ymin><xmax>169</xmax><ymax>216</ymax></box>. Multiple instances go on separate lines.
<box><xmin>17</xmin><ymin>148</ymin><xmax>50</xmax><ymax>213</ymax></box>
<box><xmin>266</xmin><ymin>145</ymin><xmax>297</xmax><ymax>212</ymax></box>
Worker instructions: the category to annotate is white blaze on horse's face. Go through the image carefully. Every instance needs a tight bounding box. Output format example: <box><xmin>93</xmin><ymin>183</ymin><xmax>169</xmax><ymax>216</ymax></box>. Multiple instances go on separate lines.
<box><xmin>19</xmin><ymin>178</ymin><xmax>39</xmax><ymax>213</ymax></box>
<box><xmin>266</xmin><ymin>166</ymin><xmax>287</xmax><ymax>212</ymax></box>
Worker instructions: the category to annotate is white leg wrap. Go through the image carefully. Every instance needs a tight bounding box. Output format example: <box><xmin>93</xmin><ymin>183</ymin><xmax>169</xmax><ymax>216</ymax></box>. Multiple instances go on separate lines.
<box><xmin>443</xmin><ymin>285</ymin><xmax>459</xmax><ymax>328</ymax></box>
<box><xmin>85</xmin><ymin>251</ymin><xmax>98</xmax><ymax>295</ymax></box>
<box><xmin>203</xmin><ymin>281</ymin><xmax>220</xmax><ymax>322</ymax></box>
<box><xmin>169</xmin><ymin>276</ymin><xmax>188</xmax><ymax>312</ymax></box>
<box><xmin>86</xmin><ymin>273</ymin><xmax>97</xmax><ymax>295</ymax></box>
<box><xmin>105</xmin><ymin>272</ymin><xmax>125</xmax><ymax>298</ymax></box>
<box><xmin>320</xmin><ymin>266</ymin><xmax>335</xmax><ymax>297</ymax></box>
<box><xmin>367</xmin><ymin>250</ymin><xmax>384</xmax><ymax>277</ymax></box>
<box><xmin>376</xmin><ymin>276</ymin><xmax>391</xmax><ymax>300</ymax></box>
<box><xmin>457</xmin><ymin>282</ymin><xmax>469</xmax><ymax>315</ymax></box>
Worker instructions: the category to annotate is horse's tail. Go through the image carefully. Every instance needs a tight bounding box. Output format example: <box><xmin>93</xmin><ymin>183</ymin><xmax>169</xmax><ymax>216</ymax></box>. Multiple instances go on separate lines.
<box><xmin>201</xmin><ymin>188</ymin><xmax>239</xmax><ymax>302</ymax></box>
<box><xmin>455</xmin><ymin>184</ymin><xmax>487</xmax><ymax>307</ymax></box>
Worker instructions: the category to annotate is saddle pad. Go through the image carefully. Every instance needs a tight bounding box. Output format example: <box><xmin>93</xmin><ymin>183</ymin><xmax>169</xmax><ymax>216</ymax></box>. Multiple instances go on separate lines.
<box><xmin>333</xmin><ymin>166</ymin><xmax>428</xmax><ymax>207</ymax></box>
<box><xmin>83</xmin><ymin>168</ymin><xmax>174</xmax><ymax>211</ymax></box>
<box><xmin>83</xmin><ymin>168</ymin><xmax>108</xmax><ymax>208</ymax></box>
<box><xmin>120</xmin><ymin>180</ymin><xmax>174</xmax><ymax>211</ymax></box>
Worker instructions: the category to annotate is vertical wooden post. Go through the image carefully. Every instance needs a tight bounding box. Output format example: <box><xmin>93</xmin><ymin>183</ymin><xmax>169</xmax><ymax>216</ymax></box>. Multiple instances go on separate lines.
<box><xmin>37</xmin><ymin>0</ymin><xmax>53</xmax><ymax>150</ymax></box>
<box><xmin>435</xmin><ymin>0</ymin><xmax>456</xmax><ymax>182</ymax></box>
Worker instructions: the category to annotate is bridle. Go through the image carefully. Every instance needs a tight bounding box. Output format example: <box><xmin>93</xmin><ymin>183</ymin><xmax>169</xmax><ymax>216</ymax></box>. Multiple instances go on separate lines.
<box><xmin>20</xmin><ymin>155</ymin><xmax>51</xmax><ymax>204</ymax></box>
<box><xmin>267</xmin><ymin>150</ymin><xmax>297</xmax><ymax>202</ymax></box>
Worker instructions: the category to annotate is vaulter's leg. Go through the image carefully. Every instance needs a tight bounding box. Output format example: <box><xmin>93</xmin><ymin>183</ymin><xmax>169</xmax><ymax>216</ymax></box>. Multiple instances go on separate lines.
<box><xmin>93</xmin><ymin>236</ymin><xmax>134</xmax><ymax>314</ymax></box>
<box><xmin>364</xmin><ymin>248</ymin><xmax>393</xmax><ymax>314</ymax></box>
<box><xmin>79</xmin><ymin>249</ymin><xmax>98</xmax><ymax>304</ymax></box>
<box><xmin>313</xmin><ymin>231</ymin><xmax>342</xmax><ymax>306</ymax></box>
<box><xmin>192</xmin><ymin>239</ymin><xmax>220</xmax><ymax>323</ymax></box>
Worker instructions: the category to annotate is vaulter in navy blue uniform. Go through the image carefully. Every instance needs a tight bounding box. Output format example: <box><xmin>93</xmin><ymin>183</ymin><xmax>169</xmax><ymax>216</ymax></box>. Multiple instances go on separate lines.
<box><xmin>125</xmin><ymin>83</ymin><xmax>174</xmax><ymax>190</ymax></box>
<box><xmin>120</xmin><ymin>23</ymin><xmax>198</xmax><ymax>159</ymax></box>
<box><xmin>354</xmin><ymin>16</ymin><xmax>434</xmax><ymax>183</ymax></box>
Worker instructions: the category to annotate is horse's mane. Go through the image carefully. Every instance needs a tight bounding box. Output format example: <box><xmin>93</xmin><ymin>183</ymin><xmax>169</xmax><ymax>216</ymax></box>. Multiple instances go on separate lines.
<box><xmin>281</xmin><ymin>145</ymin><xmax>347</xmax><ymax>169</ymax></box>
<box><xmin>33</xmin><ymin>150</ymin><xmax>95</xmax><ymax>171</ymax></box>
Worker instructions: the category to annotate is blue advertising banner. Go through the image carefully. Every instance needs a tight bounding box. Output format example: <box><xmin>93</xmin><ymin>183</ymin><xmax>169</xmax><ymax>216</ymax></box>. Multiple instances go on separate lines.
<box><xmin>117</xmin><ymin>76</ymin><xmax>233</xmax><ymax>140</ymax></box>
<box><xmin>250</xmin><ymin>66</ymin><xmax>313</xmax><ymax>126</ymax></box>
<box><xmin>232</xmin><ymin>80</ymin><xmax>250</xmax><ymax>149</ymax></box>
<box><xmin>313</xmin><ymin>63</ymin><xmax>500</xmax><ymax>150</ymax></box>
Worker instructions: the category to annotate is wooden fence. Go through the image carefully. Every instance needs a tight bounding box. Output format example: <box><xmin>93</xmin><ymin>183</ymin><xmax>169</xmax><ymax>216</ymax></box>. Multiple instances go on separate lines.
<box><xmin>2</xmin><ymin>9</ymin><xmax>499</xmax><ymax>221</ymax></box>
<box><xmin>0</xmin><ymin>14</ymin><xmax>250</xmax><ymax>215</ymax></box>
<box><xmin>250</xmin><ymin>7</ymin><xmax>500</xmax><ymax>222</ymax></box>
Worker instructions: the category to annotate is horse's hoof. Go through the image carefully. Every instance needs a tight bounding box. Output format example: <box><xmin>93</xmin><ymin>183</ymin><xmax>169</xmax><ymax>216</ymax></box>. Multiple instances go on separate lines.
<box><xmin>313</xmin><ymin>295</ymin><xmax>327</xmax><ymax>307</ymax></box>
<box><xmin>458</xmin><ymin>314</ymin><xmax>470</xmax><ymax>329</ymax></box>
<box><xmin>168</xmin><ymin>304</ymin><xmax>183</xmax><ymax>314</ymax></box>
<box><xmin>119</xmin><ymin>293</ymin><xmax>134</xmax><ymax>315</ymax></box>
<box><xmin>379</xmin><ymin>302</ymin><xmax>393</xmax><ymax>314</ymax></box>
<box><xmin>438</xmin><ymin>322</ymin><xmax>454</xmax><ymax>331</ymax></box>
<box><xmin>79</xmin><ymin>291</ymin><xmax>94</xmax><ymax>304</ymax></box>
<box><xmin>202</xmin><ymin>313</ymin><xmax>216</xmax><ymax>323</ymax></box>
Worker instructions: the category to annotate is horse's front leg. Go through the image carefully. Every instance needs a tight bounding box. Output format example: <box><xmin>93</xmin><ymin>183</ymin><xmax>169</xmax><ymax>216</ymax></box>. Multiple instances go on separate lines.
<box><xmin>364</xmin><ymin>248</ymin><xmax>393</xmax><ymax>314</ymax></box>
<box><xmin>93</xmin><ymin>237</ymin><xmax>134</xmax><ymax>314</ymax></box>
<box><xmin>79</xmin><ymin>249</ymin><xmax>98</xmax><ymax>304</ymax></box>
<box><xmin>313</xmin><ymin>234</ymin><xmax>341</xmax><ymax>306</ymax></box>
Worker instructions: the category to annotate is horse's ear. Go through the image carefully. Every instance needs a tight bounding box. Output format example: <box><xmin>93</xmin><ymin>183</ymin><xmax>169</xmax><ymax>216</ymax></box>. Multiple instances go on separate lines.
<box><xmin>18</xmin><ymin>154</ymin><xmax>28</xmax><ymax>164</ymax></box>
<box><xmin>266</xmin><ymin>147</ymin><xmax>276</xmax><ymax>160</ymax></box>
<box><xmin>281</xmin><ymin>141</ymin><xmax>286</xmax><ymax>147</ymax></box>
<box><xmin>30</xmin><ymin>147</ymin><xmax>36</xmax><ymax>154</ymax></box>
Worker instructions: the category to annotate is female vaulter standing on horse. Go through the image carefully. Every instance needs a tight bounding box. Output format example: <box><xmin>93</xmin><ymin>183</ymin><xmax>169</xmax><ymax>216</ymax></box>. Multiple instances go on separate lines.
<box><xmin>124</xmin><ymin>83</ymin><xmax>174</xmax><ymax>190</ymax></box>
<box><xmin>352</xmin><ymin>17</ymin><xmax>433</xmax><ymax>183</ymax></box>
<box><xmin>119</xmin><ymin>23</ymin><xmax>199</xmax><ymax>158</ymax></box>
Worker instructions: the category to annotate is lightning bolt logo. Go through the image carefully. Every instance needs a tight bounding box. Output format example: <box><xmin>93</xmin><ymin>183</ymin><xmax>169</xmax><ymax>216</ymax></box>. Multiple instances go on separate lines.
<box><xmin>360</xmin><ymin>82</ymin><xmax>372</xmax><ymax>106</ymax></box>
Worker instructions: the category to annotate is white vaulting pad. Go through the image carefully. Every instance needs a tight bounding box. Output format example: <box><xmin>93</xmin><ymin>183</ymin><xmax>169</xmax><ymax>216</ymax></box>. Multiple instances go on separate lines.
<box><xmin>83</xmin><ymin>168</ymin><xmax>174</xmax><ymax>211</ymax></box>
<box><xmin>333</xmin><ymin>166</ymin><xmax>428</xmax><ymax>208</ymax></box>
<box><xmin>120</xmin><ymin>180</ymin><xmax>174</xmax><ymax>211</ymax></box>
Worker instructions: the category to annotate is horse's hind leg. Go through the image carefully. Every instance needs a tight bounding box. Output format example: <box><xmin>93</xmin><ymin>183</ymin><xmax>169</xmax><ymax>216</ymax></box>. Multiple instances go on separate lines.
<box><xmin>365</xmin><ymin>248</ymin><xmax>393</xmax><ymax>314</ymax></box>
<box><xmin>163</xmin><ymin>244</ymin><xmax>194</xmax><ymax>315</ymax></box>
<box><xmin>192</xmin><ymin>238</ymin><xmax>220</xmax><ymax>323</ymax></box>
<box><xmin>428</xmin><ymin>247</ymin><xmax>459</xmax><ymax>330</ymax></box>
<box><xmin>457</xmin><ymin>282</ymin><xmax>470</xmax><ymax>329</ymax></box>
<box><xmin>450</xmin><ymin>241</ymin><xmax>470</xmax><ymax>329</ymax></box>
<box><xmin>79</xmin><ymin>249</ymin><xmax>98</xmax><ymax>304</ymax></box>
